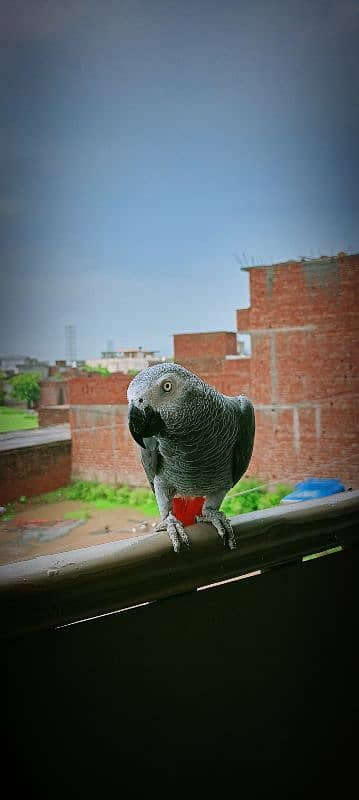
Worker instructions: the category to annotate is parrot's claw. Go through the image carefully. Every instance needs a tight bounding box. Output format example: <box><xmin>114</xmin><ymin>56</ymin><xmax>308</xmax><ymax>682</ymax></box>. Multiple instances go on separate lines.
<box><xmin>156</xmin><ymin>513</ymin><xmax>191</xmax><ymax>554</ymax></box>
<box><xmin>196</xmin><ymin>510</ymin><xmax>237</xmax><ymax>550</ymax></box>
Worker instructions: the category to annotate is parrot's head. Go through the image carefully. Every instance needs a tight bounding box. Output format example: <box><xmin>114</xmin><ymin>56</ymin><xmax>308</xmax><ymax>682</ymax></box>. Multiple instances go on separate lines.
<box><xmin>127</xmin><ymin>362</ymin><xmax>201</xmax><ymax>448</ymax></box>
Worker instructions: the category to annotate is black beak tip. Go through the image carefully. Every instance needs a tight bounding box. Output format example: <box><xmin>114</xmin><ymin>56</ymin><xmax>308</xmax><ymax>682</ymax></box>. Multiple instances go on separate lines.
<box><xmin>128</xmin><ymin>408</ymin><xmax>146</xmax><ymax>449</ymax></box>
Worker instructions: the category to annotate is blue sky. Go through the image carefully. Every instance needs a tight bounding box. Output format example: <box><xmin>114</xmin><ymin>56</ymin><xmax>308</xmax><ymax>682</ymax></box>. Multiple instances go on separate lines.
<box><xmin>1</xmin><ymin>0</ymin><xmax>358</xmax><ymax>362</ymax></box>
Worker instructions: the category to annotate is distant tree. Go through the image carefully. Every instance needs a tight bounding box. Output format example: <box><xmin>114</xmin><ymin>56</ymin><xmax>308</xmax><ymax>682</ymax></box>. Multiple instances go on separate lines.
<box><xmin>82</xmin><ymin>364</ymin><xmax>110</xmax><ymax>376</ymax></box>
<box><xmin>10</xmin><ymin>372</ymin><xmax>41</xmax><ymax>408</ymax></box>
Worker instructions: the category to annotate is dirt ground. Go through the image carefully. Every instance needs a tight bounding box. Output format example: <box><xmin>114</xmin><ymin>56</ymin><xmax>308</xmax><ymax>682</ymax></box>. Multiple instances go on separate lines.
<box><xmin>0</xmin><ymin>500</ymin><xmax>160</xmax><ymax>566</ymax></box>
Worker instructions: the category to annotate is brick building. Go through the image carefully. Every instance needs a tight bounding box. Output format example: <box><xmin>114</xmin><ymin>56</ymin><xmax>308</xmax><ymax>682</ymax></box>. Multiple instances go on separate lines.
<box><xmin>38</xmin><ymin>362</ymin><xmax>87</xmax><ymax>426</ymax></box>
<box><xmin>69</xmin><ymin>373</ymin><xmax>142</xmax><ymax>486</ymax></box>
<box><xmin>65</xmin><ymin>252</ymin><xmax>358</xmax><ymax>489</ymax></box>
<box><xmin>243</xmin><ymin>253</ymin><xmax>358</xmax><ymax>485</ymax></box>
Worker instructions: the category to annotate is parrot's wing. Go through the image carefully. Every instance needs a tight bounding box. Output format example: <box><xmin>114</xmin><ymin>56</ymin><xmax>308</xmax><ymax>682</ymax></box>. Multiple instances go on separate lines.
<box><xmin>231</xmin><ymin>395</ymin><xmax>255</xmax><ymax>485</ymax></box>
<box><xmin>140</xmin><ymin>436</ymin><xmax>160</xmax><ymax>492</ymax></box>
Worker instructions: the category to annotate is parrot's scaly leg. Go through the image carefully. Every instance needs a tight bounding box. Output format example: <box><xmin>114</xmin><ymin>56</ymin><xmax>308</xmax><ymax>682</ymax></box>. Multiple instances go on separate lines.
<box><xmin>196</xmin><ymin>492</ymin><xmax>237</xmax><ymax>550</ymax></box>
<box><xmin>196</xmin><ymin>509</ymin><xmax>236</xmax><ymax>549</ymax></box>
<box><xmin>155</xmin><ymin>514</ymin><xmax>190</xmax><ymax>553</ymax></box>
<box><xmin>153</xmin><ymin>476</ymin><xmax>190</xmax><ymax>553</ymax></box>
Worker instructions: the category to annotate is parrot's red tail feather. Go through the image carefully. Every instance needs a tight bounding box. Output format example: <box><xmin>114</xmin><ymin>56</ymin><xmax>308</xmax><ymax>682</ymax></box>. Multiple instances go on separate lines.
<box><xmin>172</xmin><ymin>496</ymin><xmax>205</xmax><ymax>527</ymax></box>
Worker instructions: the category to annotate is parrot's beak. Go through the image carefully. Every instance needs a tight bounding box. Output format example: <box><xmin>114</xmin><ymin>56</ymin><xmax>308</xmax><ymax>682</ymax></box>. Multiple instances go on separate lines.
<box><xmin>128</xmin><ymin>402</ymin><xmax>166</xmax><ymax>448</ymax></box>
<box><xmin>128</xmin><ymin>403</ymin><xmax>146</xmax><ymax>449</ymax></box>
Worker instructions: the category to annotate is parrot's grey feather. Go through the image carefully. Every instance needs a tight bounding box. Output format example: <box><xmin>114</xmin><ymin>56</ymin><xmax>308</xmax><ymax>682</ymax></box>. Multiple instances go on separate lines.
<box><xmin>140</xmin><ymin>436</ymin><xmax>160</xmax><ymax>492</ymax></box>
<box><xmin>232</xmin><ymin>395</ymin><xmax>256</xmax><ymax>485</ymax></box>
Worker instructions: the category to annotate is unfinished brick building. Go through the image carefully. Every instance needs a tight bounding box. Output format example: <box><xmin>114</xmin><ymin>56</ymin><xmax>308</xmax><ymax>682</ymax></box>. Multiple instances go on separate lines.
<box><xmin>175</xmin><ymin>253</ymin><xmax>358</xmax><ymax>487</ymax></box>
<box><xmin>68</xmin><ymin>252</ymin><xmax>358</xmax><ymax>489</ymax></box>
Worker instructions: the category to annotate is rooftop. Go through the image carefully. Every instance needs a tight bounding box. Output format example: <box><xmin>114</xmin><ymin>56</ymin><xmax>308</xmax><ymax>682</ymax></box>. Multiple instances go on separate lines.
<box><xmin>117</xmin><ymin>347</ymin><xmax>158</xmax><ymax>355</ymax></box>
<box><xmin>241</xmin><ymin>252</ymin><xmax>357</xmax><ymax>271</ymax></box>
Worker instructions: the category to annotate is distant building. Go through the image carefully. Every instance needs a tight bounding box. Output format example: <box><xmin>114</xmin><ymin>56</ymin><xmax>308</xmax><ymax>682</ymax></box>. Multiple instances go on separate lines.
<box><xmin>0</xmin><ymin>355</ymin><xmax>49</xmax><ymax>379</ymax></box>
<box><xmin>86</xmin><ymin>346</ymin><xmax>163</xmax><ymax>374</ymax></box>
<box><xmin>0</xmin><ymin>355</ymin><xmax>27</xmax><ymax>374</ymax></box>
<box><xmin>47</xmin><ymin>360</ymin><xmax>82</xmax><ymax>377</ymax></box>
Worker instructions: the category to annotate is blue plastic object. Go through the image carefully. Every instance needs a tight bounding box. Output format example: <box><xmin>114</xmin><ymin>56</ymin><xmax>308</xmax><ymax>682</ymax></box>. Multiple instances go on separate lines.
<box><xmin>281</xmin><ymin>477</ymin><xmax>345</xmax><ymax>503</ymax></box>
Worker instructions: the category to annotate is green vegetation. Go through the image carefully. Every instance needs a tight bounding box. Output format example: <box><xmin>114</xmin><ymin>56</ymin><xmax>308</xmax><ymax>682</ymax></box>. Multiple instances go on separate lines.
<box><xmin>65</xmin><ymin>481</ymin><xmax>159</xmax><ymax>515</ymax></box>
<box><xmin>0</xmin><ymin>406</ymin><xmax>39</xmax><ymax>432</ymax></box>
<box><xmin>0</xmin><ymin>501</ymin><xmax>16</xmax><ymax>521</ymax></box>
<box><xmin>10</xmin><ymin>372</ymin><xmax>41</xmax><ymax>408</ymax></box>
<box><xmin>1</xmin><ymin>479</ymin><xmax>293</xmax><ymax>524</ymax></box>
<box><xmin>35</xmin><ymin>488</ymin><xmax>68</xmax><ymax>503</ymax></box>
<box><xmin>36</xmin><ymin>478</ymin><xmax>292</xmax><ymax>517</ymax></box>
<box><xmin>83</xmin><ymin>364</ymin><xmax>111</xmax><ymax>376</ymax></box>
<box><xmin>221</xmin><ymin>478</ymin><xmax>293</xmax><ymax>517</ymax></box>
<box><xmin>221</xmin><ymin>478</ymin><xmax>293</xmax><ymax>516</ymax></box>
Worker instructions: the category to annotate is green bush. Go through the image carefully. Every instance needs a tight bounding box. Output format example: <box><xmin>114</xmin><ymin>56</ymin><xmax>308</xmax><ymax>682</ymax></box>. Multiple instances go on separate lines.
<box><xmin>62</xmin><ymin>480</ymin><xmax>158</xmax><ymax>512</ymax></box>
<box><xmin>82</xmin><ymin>365</ymin><xmax>110</xmax><ymax>376</ymax></box>
<box><xmin>26</xmin><ymin>488</ymin><xmax>65</xmax><ymax>504</ymax></box>
<box><xmin>220</xmin><ymin>478</ymin><xmax>292</xmax><ymax>516</ymax></box>
<box><xmin>257</xmin><ymin>483</ymin><xmax>291</xmax><ymax>510</ymax></box>
<box><xmin>115</xmin><ymin>485</ymin><xmax>132</xmax><ymax>504</ymax></box>
<box><xmin>29</xmin><ymin>478</ymin><xmax>293</xmax><ymax>520</ymax></box>
<box><xmin>66</xmin><ymin>480</ymin><xmax>90</xmax><ymax>500</ymax></box>
<box><xmin>128</xmin><ymin>487</ymin><xmax>155</xmax><ymax>506</ymax></box>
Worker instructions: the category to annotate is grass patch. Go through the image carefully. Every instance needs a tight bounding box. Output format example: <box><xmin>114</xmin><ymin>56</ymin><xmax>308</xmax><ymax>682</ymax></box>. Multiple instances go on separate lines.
<box><xmin>65</xmin><ymin>481</ymin><xmax>159</xmax><ymax>514</ymax></box>
<box><xmin>40</xmin><ymin>478</ymin><xmax>292</xmax><ymax>517</ymax></box>
<box><xmin>0</xmin><ymin>406</ymin><xmax>38</xmax><ymax>433</ymax></box>
<box><xmin>37</xmin><ymin>488</ymin><xmax>69</xmax><ymax>504</ymax></box>
<box><xmin>37</xmin><ymin>481</ymin><xmax>159</xmax><ymax>516</ymax></box>
<box><xmin>1</xmin><ymin>479</ymin><xmax>293</xmax><ymax>524</ymax></box>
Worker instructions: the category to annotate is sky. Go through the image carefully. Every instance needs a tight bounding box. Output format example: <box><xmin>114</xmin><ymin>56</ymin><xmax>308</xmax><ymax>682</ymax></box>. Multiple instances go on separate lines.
<box><xmin>1</xmin><ymin>0</ymin><xmax>358</xmax><ymax>362</ymax></box>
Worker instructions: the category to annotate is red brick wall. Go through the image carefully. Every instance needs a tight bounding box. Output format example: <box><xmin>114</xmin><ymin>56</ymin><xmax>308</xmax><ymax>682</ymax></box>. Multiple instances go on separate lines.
<box><xmin>40</xmin><ymin>379</ymin><xmax>69</xmax><ymax>406</ymax></box>
<box><xmin>190</xmin><ymin>358</ymin><xmax>251</xmax><ymax>397</ymax></box>
<box><xmin>68</xmin><ymin>374</ymin><xmax>144</xmax><ymax>486</ymax></box>
<box><xmin>237</xmin><ymin>254</ymin><xmax>357</xmax><ymax>331</ymax></box>
<box><xmin>38</xmin><ymin>406</ymin><xmax>70</xmax><ymax>426</ymax></box>
<box><xmin>68</xmin><ymin>373</ymin><xmax>130</xmax><ymax>405</ymax></box>
<box><xmin>69</xmin><ymin>406</ymin><xmax>144</xmax><ymax>486</ymax></box>
<box><xmin>240</xmin><ymin>254</ymin><xmax>359</xmax><ymax>486</ymax></box>
<box><xmin>173</xmin><ymin>331</ymin><xmax>251</xmax><ymax>396</ymax></box>
<box><xmin>0</xmin><ymin>441</ymin><xmax>72</xmax><ymax>504</ymax></box>
<box><xmin>175</xmin><ymin>331</ymin><xmax>238</xmax><ymax>360</ymax></box>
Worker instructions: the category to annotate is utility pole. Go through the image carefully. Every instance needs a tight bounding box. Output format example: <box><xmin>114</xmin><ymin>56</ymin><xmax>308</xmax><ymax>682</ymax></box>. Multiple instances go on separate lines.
<box><xmin>65</xmin><ymin>325</ymin><xmax>77</xmax><ymax>365</ymax></box>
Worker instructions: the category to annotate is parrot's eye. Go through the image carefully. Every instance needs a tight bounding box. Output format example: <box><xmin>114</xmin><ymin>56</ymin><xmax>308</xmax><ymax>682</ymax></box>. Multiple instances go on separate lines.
<box><xmin>162</xmin><ymin>380</ymin><xmax>172</xmax><ymax>392</ymax></box>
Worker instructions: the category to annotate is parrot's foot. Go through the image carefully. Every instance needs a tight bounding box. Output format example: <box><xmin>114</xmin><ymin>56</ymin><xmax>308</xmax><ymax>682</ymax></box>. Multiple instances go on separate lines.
<box><xmin>196</xmin><ymin>510</ymin><xmax>237</xmax><ymax>550</ymax></box>
<box><xmin>155</xmin><ymin>513</ymin><xmax>190</xmax><ymax>554</ymax></box>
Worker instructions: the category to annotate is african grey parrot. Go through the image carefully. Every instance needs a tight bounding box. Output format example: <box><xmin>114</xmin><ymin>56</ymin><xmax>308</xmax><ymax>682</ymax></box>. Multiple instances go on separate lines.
<box><xmin>127</xmin><ymin>362</ymin><xmax>255</xmax><ymax>553</ymax></box>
